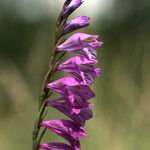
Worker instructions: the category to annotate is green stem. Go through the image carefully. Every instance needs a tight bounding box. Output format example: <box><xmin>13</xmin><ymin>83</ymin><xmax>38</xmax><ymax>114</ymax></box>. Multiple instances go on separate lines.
<box><xmin>32</xmin><ymin>101</ymin><xmax>46</xmax><ymax>150</ymax></box>
<box><xmin>32</xmin><ymin>4</ymin><xmax>68</xmax><ymax>149</ymax></box>
<box><xmin>32</xmin><ymin>38</ymin><xmax>66</xmax><ymax>150</ymax></box>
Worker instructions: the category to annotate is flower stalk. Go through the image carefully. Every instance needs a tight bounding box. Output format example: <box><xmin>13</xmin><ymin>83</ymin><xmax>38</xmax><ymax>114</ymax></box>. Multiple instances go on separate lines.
<box><xmin>32</xmin><ymin>12</ymin><xmax>65</xmax><ymax>150</ymax></box>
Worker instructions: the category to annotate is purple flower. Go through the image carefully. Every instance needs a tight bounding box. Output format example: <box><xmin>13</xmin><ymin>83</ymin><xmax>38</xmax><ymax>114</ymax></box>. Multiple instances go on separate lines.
<box><xmin>39</xmin><ymin>143</ymin><xmax>80</xmax><ymax>150</ymax></box>
<box><xmin>59</xmin><ymin>55</ymin><xmax>98</xmax><ymax>65</ymax></box>
<box><xmin>40</xmin><ymin>120</ymin><xmax>87</xmax><ymax>146</ymax></box>
<box><xmin>61</xmin><ymin>0</ymin><xmax>84</xmax><ymax>20</ymax></box>
<box><xmin>62</xmin><ymin>16</ymin><xmax>90</xmax><ymax>35</ymax></box>
<box><xmin>47</xmin><ymin>77</ymin><xmax>95</xmax><ymax>101</ymax></box>
<box><xmin>58</xmin><ymin>56</ymin><xmax>102</xmax><ymax>85</ymax></box>
<box><xmin>39</xmin><ymin>142</ymin><xmax>72</xmax><ymax>150</ymax></box>
<box><xmin>47</xmin><ymin>97</ymin><xmax>94</xmax><ymax>126</ymax></box>
<box><xmin>57</xmin><ymin>33</ymin><xmax>103</xmax><ymax>60</ymax></box>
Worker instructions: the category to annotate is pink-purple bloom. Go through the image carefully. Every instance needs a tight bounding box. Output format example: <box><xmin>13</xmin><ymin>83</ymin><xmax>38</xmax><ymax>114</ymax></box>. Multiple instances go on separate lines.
<box><xmin>61</xmin><ymin>0</ymin><xmax>83</xmax><ymax>20</ymax></box>
<box><xmin>58</xmin><ymin>56</ymin><xmax>102</xmax><ymax>85</ymax></box>
<box><xmin>57</xmin><ymin>33</ymin><xmax>103</xmax><ymax>60</ymax></box>
<box><xmin>39</xmin><ymin>0</ymin><xmax>103</xmax><ymax>149</ymax></box>
<box><xmin>63</xmin><ymin>16</ymin><xmax>90</xmax><ymax>35</ymax></box>
<box><xmin>39</xmin><ymin>142</ymin><xmax>72</xmax><ymax>150</ymax></box>
<box><xmin>47</xmin><ymin>97</ymin><xmax>94</xmax><ymax>126</ymax></box>
<box><xmin>47</xmin><ymin>77</ymin><xmax>95</xmax><ymax>99</ymax></box>
<box><xmin>40</xmin><ymin>120</ymin><xmax>87</xmax><ymax>148</ymax></box>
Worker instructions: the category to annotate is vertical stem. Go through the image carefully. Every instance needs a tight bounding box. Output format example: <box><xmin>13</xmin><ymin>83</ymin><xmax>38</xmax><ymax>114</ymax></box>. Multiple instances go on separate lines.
<box><xmin>32</xmin><ymin>4</ymin><xmax>68</xmax><ymax>149</ymax></box>
<box><xmin>32</xmin><ymin>28</ymin><xmax>65</xmax><ymax>150</ymax></box>
<box><xmin>32</xmin><ymin>47</ymin><xmax>58</xmax><ymax>150</ymax></box>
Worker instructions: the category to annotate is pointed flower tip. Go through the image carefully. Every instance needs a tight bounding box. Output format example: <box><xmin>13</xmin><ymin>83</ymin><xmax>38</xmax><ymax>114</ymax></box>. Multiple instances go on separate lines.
<box><xmin>100</xmin><ymin>41</ymin><xmax>104</xmax><ymax>46</ymax></box>
<box><xmin>62</xmin><ymin>0</ymin><xmax>84</xmax><ymax>20</ymax></box>
<box><xmin>95</xmin><ymin>68</ymin><xmax>103</xmax><ymax>77</ymax></box>
<box><xmin>63</xmin><ymin>16</ymin><xmax>90</xmax><ymax>35</ymax></box>
<box><xmin>90</xmin><ymin>41</ymin><xmax>104</xmax><ymax>48</ymax></box>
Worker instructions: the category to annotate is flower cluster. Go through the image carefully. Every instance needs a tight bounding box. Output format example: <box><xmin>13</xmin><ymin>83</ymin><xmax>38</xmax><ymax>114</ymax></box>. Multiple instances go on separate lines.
<box><xmin>39</xmin><ymin>0</ymin><xmax>103</xmax><ymax>149</ymax></box>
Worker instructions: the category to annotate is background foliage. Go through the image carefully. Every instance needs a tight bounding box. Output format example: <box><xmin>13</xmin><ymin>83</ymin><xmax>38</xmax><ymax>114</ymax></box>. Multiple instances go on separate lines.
<box><xmin>0</xmin><ymin>0</ymin><xmax>150</xmax><ymax>149</ymax></box>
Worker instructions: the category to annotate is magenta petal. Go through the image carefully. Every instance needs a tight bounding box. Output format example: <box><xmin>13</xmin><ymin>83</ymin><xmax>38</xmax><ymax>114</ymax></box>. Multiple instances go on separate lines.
<box><xmin>79</xmin><ymin>66</ymin><xmax>102</xmax><ymax>84</ymax></box>
<box><xmin>46</xmin><ymin>97</ymin><xmax>72</xmax><ymax>117</ymax></box>
<box><xmin>59</xmin><ymin>56</ymin><xmax>98</xmax><ymax>66</ymax></box>
<box><xmin>63</xmin><ymin>16</ymin><xmax>90</xmax><ymax>35</ymax></box>
<box><xmin>58</xmin><ymin>57</ymin><xmax>102</xmax><ymax>85</ymax></box>
<box><xmin>40</xmin><ymin>120</ymin><xmax>87</xmax><ymax>145</ymax></box>
<box><xmin>47</xmin><ymin>77</ymin><xmax>80</xmax><ymax>94</ymax></box>
<box><xmin>67</xmin><ymin>85</ymin><xmax>95</xmax><ymax>101</ymax></box>
<box><xmin>47</xmin><ymin>77</ymin><xmax>95</xmax><ymax>100</ymax></box>
<box><xmin>89</xmin><ymin>41</ymin><xmax>104</xmax><ymax>48</ymax></box>
<box><xmin>83</xmin><ymin>47</ymin><xmax>97</xmax><ymax>60</ymax></box>
<box><xmin>61</xmin><ymin>33</ymin><xmax>99</xmax><ymax>43</ymax></box>
<box><xmin>47</xmin><ymin>98</ymin><xmax>93</xmax><ymax>126</ymax></box>
<box><xmin>48</xmin><ymin>77</ymin><xmax>80</xmax><ymax>87</ymax></box>
<box><xmin>39</xmin><ymin>142</ymin><xmax>72</xmax><ymax>150</ymax></box>
<box><xmin>71</xmin><ymin>105</ymin><xmax>93</xmax><ymax>126</ymax></box>
<box><xmin>39</xmin><ymin>142</ymin><xmax>81</xmax><ymax>150</ymax></box>
<box><xmin>58</xmin><ymin>33</ymin><xmax>100</xmax><ymax>48</ymax></box>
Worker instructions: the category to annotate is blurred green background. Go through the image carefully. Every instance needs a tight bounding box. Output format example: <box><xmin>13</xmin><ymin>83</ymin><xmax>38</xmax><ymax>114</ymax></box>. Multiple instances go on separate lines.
<box><xmin>0</xmin><ymin>0</ymin><xmax>150</xmax><ymax>149</ymax></box>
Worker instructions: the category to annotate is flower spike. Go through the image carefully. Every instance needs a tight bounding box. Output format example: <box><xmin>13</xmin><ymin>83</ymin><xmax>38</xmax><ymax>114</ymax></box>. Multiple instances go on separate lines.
<box><xmin>32</xmin><ymin>0</ymin><xmax>103</xmax><ymax>150</ymax></box>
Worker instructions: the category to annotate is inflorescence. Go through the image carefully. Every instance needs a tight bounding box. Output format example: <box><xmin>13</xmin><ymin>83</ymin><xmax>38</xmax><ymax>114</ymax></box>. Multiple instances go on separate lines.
<box><xmin>32</xmin><ymin>0</ymin><xmax>103</xmax><ymax>150</ymax></box>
